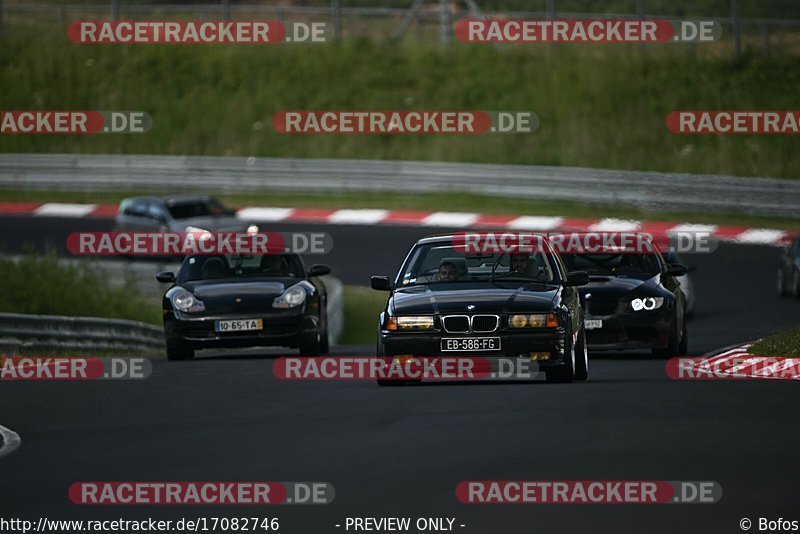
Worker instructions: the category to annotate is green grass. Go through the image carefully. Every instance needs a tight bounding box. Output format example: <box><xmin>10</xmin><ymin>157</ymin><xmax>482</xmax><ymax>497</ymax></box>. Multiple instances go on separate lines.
<box><xmin>749</xmin><ymin>327</ymin><xmax>800</xmax><ymax>358</ymax></box>
<box><xmin>1</xmin><ymin>33</ymin><xmax>799</xmax><ymax>178</ymax></box>
<box><xmin>0</xmin><ymin>254</ymin><xmax>161</xmax><ymax>325</ymax></box>
<box><xmin>3</xmin><ymin>188</ymin><xmax>800</xmax><ymax>231</ymax></box>
<box><xmin>341</xmin><ymin>286</ymin><xmax>386</xmax><ymax>345</ymax></box>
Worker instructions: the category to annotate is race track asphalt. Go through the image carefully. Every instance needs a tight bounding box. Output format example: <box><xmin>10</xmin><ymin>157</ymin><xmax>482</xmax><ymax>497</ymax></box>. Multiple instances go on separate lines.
<box><xmin>1</xmin><ymin>215</ymin><xmax>799</xmax><ymax>533</ymax></box>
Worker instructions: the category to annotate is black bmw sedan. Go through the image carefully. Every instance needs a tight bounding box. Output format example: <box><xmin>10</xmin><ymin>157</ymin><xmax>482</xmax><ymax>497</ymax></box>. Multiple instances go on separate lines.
<box><xmin>371</xmin><ymin>234</ymin><xmax>590</xmax><ymax>383</ymax></box>
<box><xmin>560</xmin><ymin>247</ymin><xmax>688</xmax><ymax>357</ymax></box>
<box><xmin>156</xmin><ymin>253</ymin><xmax>331</xmax><ymax>360</ymax></box>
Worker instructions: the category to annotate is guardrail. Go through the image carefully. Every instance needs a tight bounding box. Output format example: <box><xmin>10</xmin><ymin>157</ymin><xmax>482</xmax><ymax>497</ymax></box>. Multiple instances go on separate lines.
<box><xmin>2</xmin><ymin>153</ymin><xmax>799</xmax><ymax>218</ymax></box>
<box><xmin>0</xmin><ymin>255</ymin><xmax>345</xmax><ymax>352</ymax></box>
<box><xmin>0</xmin><ymin>312</ymin><xmax>164</xmax><ymax>353</ymax></box>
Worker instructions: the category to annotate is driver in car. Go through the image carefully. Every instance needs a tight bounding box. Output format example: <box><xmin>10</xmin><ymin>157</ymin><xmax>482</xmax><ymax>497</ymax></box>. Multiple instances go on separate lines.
<box><xmin>509</xmin><ymin>253</ymin><xmax>532</xmax><ymax>274</ymax></box>
<box><xmin>438</xmin><ymin>261</ymin><xmax>459</xmax><ymax>281</ymax></box>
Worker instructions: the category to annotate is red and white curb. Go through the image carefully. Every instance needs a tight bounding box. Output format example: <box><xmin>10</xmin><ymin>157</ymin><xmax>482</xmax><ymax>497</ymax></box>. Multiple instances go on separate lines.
<box><xmin>0</xmin><ymin>202</ymin><xmax>793</xmax><ymax>246</ymax></box>
<box><xmin>678</xmin><ymin>344</ymin><xmax>800</xmax><ymax>380</ymax></box>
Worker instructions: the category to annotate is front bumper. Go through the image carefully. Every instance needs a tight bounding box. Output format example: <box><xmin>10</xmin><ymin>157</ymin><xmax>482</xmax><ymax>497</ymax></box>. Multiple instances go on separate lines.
<box><xmin>379</xmin><ymin>328</ymin><xmax>568</xmax><ymax>368</ymax></box>
<box><xmin>585</xmin><ymin>309</ymin><xmax>672</xmax><ymax>351</ymax></box>
<box><xmin>164</xmin><ymin>309</ymin><xmax>320</xmax><ymax>350</ymax></box>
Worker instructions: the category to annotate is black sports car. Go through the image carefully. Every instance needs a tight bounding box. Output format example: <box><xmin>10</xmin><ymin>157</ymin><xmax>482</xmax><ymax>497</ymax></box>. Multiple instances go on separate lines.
<box><xmin>560</xmin><ymin>244</ymin><xmax>688</xmax><ymax>357</ymax></box>
<box><xmin>371</xmin><ymin>234</ymin><xmax>590</xmax><ymax>383</ymax></box>
<box><xmin>157</xmin><ymin>253</ymin><xmax>331</xmax><ymax>360</ymax></box>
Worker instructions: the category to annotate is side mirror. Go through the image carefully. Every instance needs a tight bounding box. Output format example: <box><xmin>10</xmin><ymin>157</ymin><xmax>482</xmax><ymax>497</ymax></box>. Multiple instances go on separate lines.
<box><xmin>307</xmin><ymin>264</ymin><xmax>331</xmax><ymax>277</ymax></box>
<box><xmin>564</xmin><ymin>271</ymin><xmax>589</xmax><ymax>287</ymax></box>
<box><xmin>156</xmin><ymin>271</ymin><xmax>176</xmax><ymax>283</ymax></box>
<box><xmin>664</xmin><ymin>264</ymin><xmax>688</xmax><ymax>277</ymax></box>
<box><xmin>371</xmin><ymin>276</ymin><xmax>392</xmax><ymax>291</ymax></box>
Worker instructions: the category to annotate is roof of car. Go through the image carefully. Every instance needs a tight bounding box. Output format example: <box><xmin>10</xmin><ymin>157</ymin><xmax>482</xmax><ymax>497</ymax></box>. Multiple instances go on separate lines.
<box><xmin>416</xmin><ymin>232</ymin><xmax>551</xmax><ymax>245</ymax></box>
<box><xmin>120</xmin><ymin>195</ymin><xmax>216</xmax><ymax>206</ymax></box>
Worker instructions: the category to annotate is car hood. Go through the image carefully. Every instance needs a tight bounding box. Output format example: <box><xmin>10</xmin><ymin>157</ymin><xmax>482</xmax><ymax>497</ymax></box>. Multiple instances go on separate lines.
<box><xmin>170</xmin><ymin>215</ymin><xmax>248</xmax><ymax>232</ymax></box>
<box><xmin>391</xmin><ymin>283</ymin><xmax>558</xmax><ymax>315</ymax></box>
<box><xmin>182</xmin><ymin>278</ymin><xmax>299</xmax><ymax>314</ymax></box>
<box><xmin>578</xmin><ymin>275</ymin><xmax>662</xmax><ymax>297</ymax></box>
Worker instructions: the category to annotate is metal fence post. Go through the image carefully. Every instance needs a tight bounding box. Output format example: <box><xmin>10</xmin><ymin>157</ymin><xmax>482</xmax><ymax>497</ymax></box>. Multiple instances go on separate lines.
<box><xmin>731</xmin><ymin>0</ymin><xmax>741</xmax><ymax>57</ymax></box>
<box><xmin>112</xmin><ymin>0</ymin><xmax>120</xmax><ymax>20</ymax></box>
<box><xmin>440</xmin><ymin>0</ymin><xmax>451</xmax><ymax>47</ymax></box>
<box><xmin>546</xmin><ymin>0</ymin><xmax>556</xmax><ymax>19</ymax></box>
<box><xmin>221</xmin><ymin>0</ymin><xmax>231</xmax><ymax>21</ymax></box>
<box><xmin>637</xmin><ymin>0</ymin><xmax>645</xmax><ymax>50</ymax></box>
<box><xmin>332</xmin><ymin>0</ymin><xmax>342</xmax><ymax>42</ymax></box>
<box><xmin>0</xmin><ymin>0</ymin><xmax>4</xmax><ymax>38</ymax></box>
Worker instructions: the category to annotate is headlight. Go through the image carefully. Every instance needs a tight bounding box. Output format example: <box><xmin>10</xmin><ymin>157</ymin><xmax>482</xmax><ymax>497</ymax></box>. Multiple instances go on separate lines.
<box><xmin>246</xmin><ymin>224</ymin><xmax>259</xmax><ymax>234</ymax></box>
<box><xmin>509</xmin><ymin>313</ymin><xmax>559</xmax><ymax>328</ymax></box>
<box><xmin>273</xmin><ymin>283</ymin><xmax>307</xmax><ymax>308</ymax></box>
<box><xmin>169</xmin><ymin>288</ymin><xmax>205</xmax><ymax>313</ymax></box>
<box><xmin>185</xmin><ymin>225</ymin><xmax>211</xmax><ymax>234</ymax></box>
<box><xmin>629</xmin><ymin>297</ymin><xmax>665</xmax><ymax>311</ymax></box>
<box><xmin>388</xmin><ymin>316</ymin><xmax>435</xmax><ymax>331</ymax></box>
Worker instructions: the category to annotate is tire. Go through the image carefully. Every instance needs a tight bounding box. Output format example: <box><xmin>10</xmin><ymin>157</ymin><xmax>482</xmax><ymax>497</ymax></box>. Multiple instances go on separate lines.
<box><xmin>320</xmin><ymin>327</ymin><xmax>330</xmax><ymax>354</ymax></box>
<box><xmin>652</xmin><ymin>312</ymin><xmax>680</xmax><ymax>358</ymax></box>
<box><xmin>574</xmin><ymin>323</ymin><xmax>589</xmax><ymax>381</ymax></box>
<box><xmin>166</xmin><ymin>343</ymin><xmax>194</xmax><ymax>361</ymax></box>
<box><xmin>546</xmin><ymin>327</ymin><xmax>575</xmax><ymax>383</ymax></box>
<box><xmin>299</xmin><ymin>332</ymin><xmax>321</xmax><ymax>356</ymax></box>
<box><xmin>778</xmin><ymin>268</ymin><xmax>788</xmax><ymax>297</ymax></box>
<box><xmin>678</xmin><ymin>315</ymin><xmax>688</xmax><ymax>355</ymax></box>
<box><xmin>793</xmin><ymin>270</ymin><xmax>800</xmax><ymax>300</ymax></box>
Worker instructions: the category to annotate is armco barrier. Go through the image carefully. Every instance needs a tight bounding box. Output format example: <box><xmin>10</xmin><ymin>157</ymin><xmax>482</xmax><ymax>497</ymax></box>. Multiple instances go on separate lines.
<box><xmin>1</xmin><ymin>154</ymin><xmax>799</xmax><ymax>218</ymax></box>
<box><xmin>0</xmin><ymin>312</ymin><xmax>164</xmax><ymax>353</ymax></box>
<box><xmin>0</xmin><ymin>264</ymin><xmax>345</xmax><ymax>353</ymax></box>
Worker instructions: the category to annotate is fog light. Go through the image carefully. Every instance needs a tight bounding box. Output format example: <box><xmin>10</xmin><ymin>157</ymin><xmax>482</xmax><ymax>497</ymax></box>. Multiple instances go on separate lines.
<box><xmin>530</xmin><ymin>352</ymin><xmax>551</xmax><ymax>361</ymax></box>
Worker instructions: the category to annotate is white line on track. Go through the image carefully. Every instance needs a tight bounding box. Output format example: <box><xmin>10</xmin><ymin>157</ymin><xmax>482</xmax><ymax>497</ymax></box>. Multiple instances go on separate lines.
<box><xmin>0</xmin><ymin>424</ymin><xmax>21</xmax><ymax>459</ymax></box>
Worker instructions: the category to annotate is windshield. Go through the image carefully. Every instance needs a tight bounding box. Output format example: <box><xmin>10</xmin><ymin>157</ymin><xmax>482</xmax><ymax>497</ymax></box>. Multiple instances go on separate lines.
<box><xmin>167</xmin><ymin>198</ymin><xmax>229</xmax><ymax>219</ymax></box>
<box><xmin>560</xmin><ymin>253</ymin><xmax>661</xmax><ymax>278</ymax></box>
<box><xmin>179</xmin><ymin>254</ymin><xmax>304</xmax><ymax>282</ymax></box>
<box><xmin>399</xmin><ymin>243</ymin><xmax>556</xmax><ymax>286</ymax></box>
